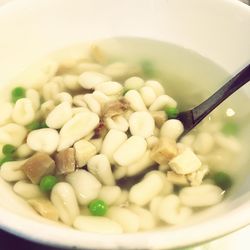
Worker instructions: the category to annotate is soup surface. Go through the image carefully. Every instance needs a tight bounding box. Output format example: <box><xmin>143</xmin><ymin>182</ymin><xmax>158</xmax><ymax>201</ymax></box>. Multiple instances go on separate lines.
<box><xmin>0</xmin><ymin>37</ymin><xmax>248</xmax><ymax>233</ymax></box>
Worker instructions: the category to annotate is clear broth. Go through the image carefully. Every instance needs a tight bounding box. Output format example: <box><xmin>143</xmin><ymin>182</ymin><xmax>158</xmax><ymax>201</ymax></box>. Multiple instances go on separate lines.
<box><xmin>8</xmin><ymin>36</ymin><xmax>250</xmax><ymax>216</ymax></box>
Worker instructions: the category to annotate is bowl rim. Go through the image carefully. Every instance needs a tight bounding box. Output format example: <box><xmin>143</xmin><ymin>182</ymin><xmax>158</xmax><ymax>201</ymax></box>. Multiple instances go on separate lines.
<box><xmin>0</xmin><ymin>0</ymin><xmax>249</xmax><ymax>249</ymax></box>
<box><xmin>0</xmin><ymin>198</ymin><xmax>250</xmax><ymax>250</ymax></box>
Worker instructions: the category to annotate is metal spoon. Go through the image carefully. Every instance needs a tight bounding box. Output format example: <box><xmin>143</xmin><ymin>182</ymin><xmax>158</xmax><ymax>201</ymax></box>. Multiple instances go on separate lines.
<box><xmin>177</xmin><ymin>64</ymin><xmax>250</xmax><ymax>136</ymax></box>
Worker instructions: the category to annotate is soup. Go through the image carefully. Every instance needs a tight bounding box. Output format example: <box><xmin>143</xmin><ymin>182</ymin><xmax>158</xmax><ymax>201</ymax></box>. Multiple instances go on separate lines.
<box><xmin>0</xmin><ymin>38</ymin><xmax>248</xmax><ymax>233</ymax></box>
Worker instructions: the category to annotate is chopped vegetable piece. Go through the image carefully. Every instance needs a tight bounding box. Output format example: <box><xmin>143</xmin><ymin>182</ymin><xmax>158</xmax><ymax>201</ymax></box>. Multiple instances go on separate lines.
<box><xmin>11</xmin><ymin>87</ymin><xmax>26</xmax><ymax>103</ymax></box>
<box><xmin>27</xmin><ymin>121</ymin><xmax>41</xmax><ymax>131</ymax></box>
<box><xmin>151</xmin><ymin>137</ymin><xmax>178</xmax><ymax>164</ymax></box>
<box><xmin>88</xmin><ymin>199</ymin><xmax>108</xmax><ymax>216</ymax></box>
<box><xmin>55</xmin><ymin>148</ymin><xmax>76</xmax><ymax>175</ymax></box>
<box><xmin>212</xmin><ymin>171</ymin><xmax>233</xmax><ymax>190</ymax></box>
<box><xmin>40</xmin><ymin>175</ymin><xmax>58</xmax><ymax>192</ymax></box>
<box><xmin>22</xmin><ymin>152</ymin><xmax>55</xmax><ymax>184</ymax></box>
<box><xmin>74</xmin><ymin>139</ymin><xmax>97</xmax><ymax>167</ymax></box>
<box><xmin>40</xmin><ymin>121</ymin><xmax>48</xmax><ymax>128</ymax></box>
<box><xmin>102</xmin><ymin>98</ymin><xmax>130</xmax><ymax>118</ymax></box>
<box><xmin>221</xmin><ymin>121</ymin><xmax>239</xmax><ymax>136</ymax></box>
<box><xmin>169</xmin><ymin>148</ymin><xmax>201</xmax><ymax>175</ymax></box>
<box><xmin>2</xmin><ymin>144</ymin><xmax>16</xmax><ymax>155</ymax></box>
<box><xmin>27</xmin><ymin>121</ymin><xmax>48</xmax><ymax>130</ymax></box>
<box><xmin>123</xmin><ymin>88</ymin><xmax>129</xmax><ymax>96</ymax></box>
<box><xmin>164</xmin><ymin>107</ymin><xmax>179</xmax><ymax>119</ymax></box>
<box><xmin>141</xmin><ymin>60</ymin><xmax>155</xmax><ymax>77</ymax></box>
<box><xmin>0</xmin><ymin>155</ymin><xmax>14</xmax><ymax>166</ymax></box>
<box><xmin>93</xmin><ymin>121</ymin><xmax>107</xmax><ymax>139</ymax></box>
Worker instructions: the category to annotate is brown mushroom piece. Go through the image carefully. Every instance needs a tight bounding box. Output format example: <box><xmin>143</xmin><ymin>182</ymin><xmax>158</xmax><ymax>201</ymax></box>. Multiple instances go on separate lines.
<box><xmin>92</xmin><ymin>121</ymin><xmax>108</xmax><ymax>139</ymax></box>
<box><xmin>55</xmin><ymin>148</ymin><xmax>76</xmax><ymax>175</ymax></box>
<box><xmin>166</xmin><ymin>171</ymin><xmax>189</xmax><ymax>186</ymax></box>
<box><xmin>102</xmin><ymin>98</ymin><xmax>130</xmax><ymax>118</ymax></box>
<box><xmin>150</xmin><ymin>137</ymin><xmax>178</xmax><ymax>165</ymax></box>
<box><xmin>22</xmin><ymin>152</ymin><xmax>55</xmax><ymax>184</ymax></box>
<box><xmin>150</xmin><ymin>111</ymin><xmax>167</xmax><ymax>128</ymax></box>
<box><xmin>28</xmin><ymin>198</ymin><xmax>59</xmax><ymax>221</ymax></box>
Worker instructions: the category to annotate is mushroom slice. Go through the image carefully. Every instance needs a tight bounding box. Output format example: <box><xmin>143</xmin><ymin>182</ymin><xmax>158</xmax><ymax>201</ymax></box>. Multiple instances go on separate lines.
<box><xmin>102</xmin><ymin>98</ymin><xmax>130</xmax><ymax>118</ymax></box>
<box><xmin>22</xmin><ymin>152</ymin><xmax>55</xmax><ymax>184</ymax></box>
<box><xmin>55</xmin><ymin>148</ymin><xmax>76</xmax><ymax>175</ymax></box>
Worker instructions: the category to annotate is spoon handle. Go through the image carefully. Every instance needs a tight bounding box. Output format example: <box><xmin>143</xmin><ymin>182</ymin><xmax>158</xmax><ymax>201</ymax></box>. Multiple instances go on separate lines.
<box><xmin>192</xmin><ymin>64</ymin><xmax>250</xmax><ymax>125</ymax></box>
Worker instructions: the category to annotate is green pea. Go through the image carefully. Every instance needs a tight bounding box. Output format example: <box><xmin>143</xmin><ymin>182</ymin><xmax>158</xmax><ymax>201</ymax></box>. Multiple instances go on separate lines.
<box><xmin>11</xmin><ymin>87</ymin><xmax>26</xmax><ymax>103</ymax></box>
<box><xmin>27</xmin><ymin>121</ymin><xmax>48</xmax><ymax>130</ymax></box>
<box><xmin>39</xmin><ymin>175</ymin><xmax>58</xmax><ymax>192</ymax></box>
<box><xmin>2</xmin><ymin>144</ymin><xmax>16</xmax><ymax>156</ymax></box>
<box><xmin>27</xmin><ymin>121</ymin><xmax>41</xmax><ymax>131</ymax></box>
<box><xmin>141</xmin><ymin>60</ymin><xmax>155</xmax><ymax>77</ymax></box>
<box><xmin>221</xmin><ymin>121</ymin><xmax>239</xmax><ymax>136</ymax></box>
<box><xmin>212</xmin><ymin>171</ymin><xmax>233</xmax><ymax>190</ymax></box>
<box><xmin>122</xmin><ymin>88</ymin><xmax>130</xmax><ymax>96</ymax></box>
<box><xmin>88</xmin><ymin>199</ymin><xmax>108</xmax><ymax>216</ymax></box>
<box><xmin>0</xmin><ymin>155</ymin><xmax>14</xmax><ymax>166</ymax></box>
<box><xmin>39</xmin><ymin>121</ymin><xmax>48</xmax><ymax>129</ymax></box>
<box><xmin>164</xmin><ymin>106</ymin><xmax>179</xmax><ymax>119</ymax></box>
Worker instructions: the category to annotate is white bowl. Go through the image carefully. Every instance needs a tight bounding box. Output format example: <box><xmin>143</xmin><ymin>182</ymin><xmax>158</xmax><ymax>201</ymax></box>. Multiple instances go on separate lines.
<box><xmin>0</xmin><ymin>0</ymin><xmax>249</xmax><ymax>249</ymax></box>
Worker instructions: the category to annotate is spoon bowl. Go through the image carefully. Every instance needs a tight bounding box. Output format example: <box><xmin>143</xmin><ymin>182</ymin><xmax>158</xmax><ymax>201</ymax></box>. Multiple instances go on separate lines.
<box><xmin>177</xmin><ymin>64</ymin><xmax>250</xmax><ymax>136</ymax></box>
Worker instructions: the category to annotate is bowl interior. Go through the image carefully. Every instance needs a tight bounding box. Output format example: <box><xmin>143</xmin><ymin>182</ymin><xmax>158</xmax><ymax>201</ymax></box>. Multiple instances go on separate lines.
<box><xmin>0</xmin><ymin>0</ymin><xmax>249</xmax><ymax>249</ymax></box>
